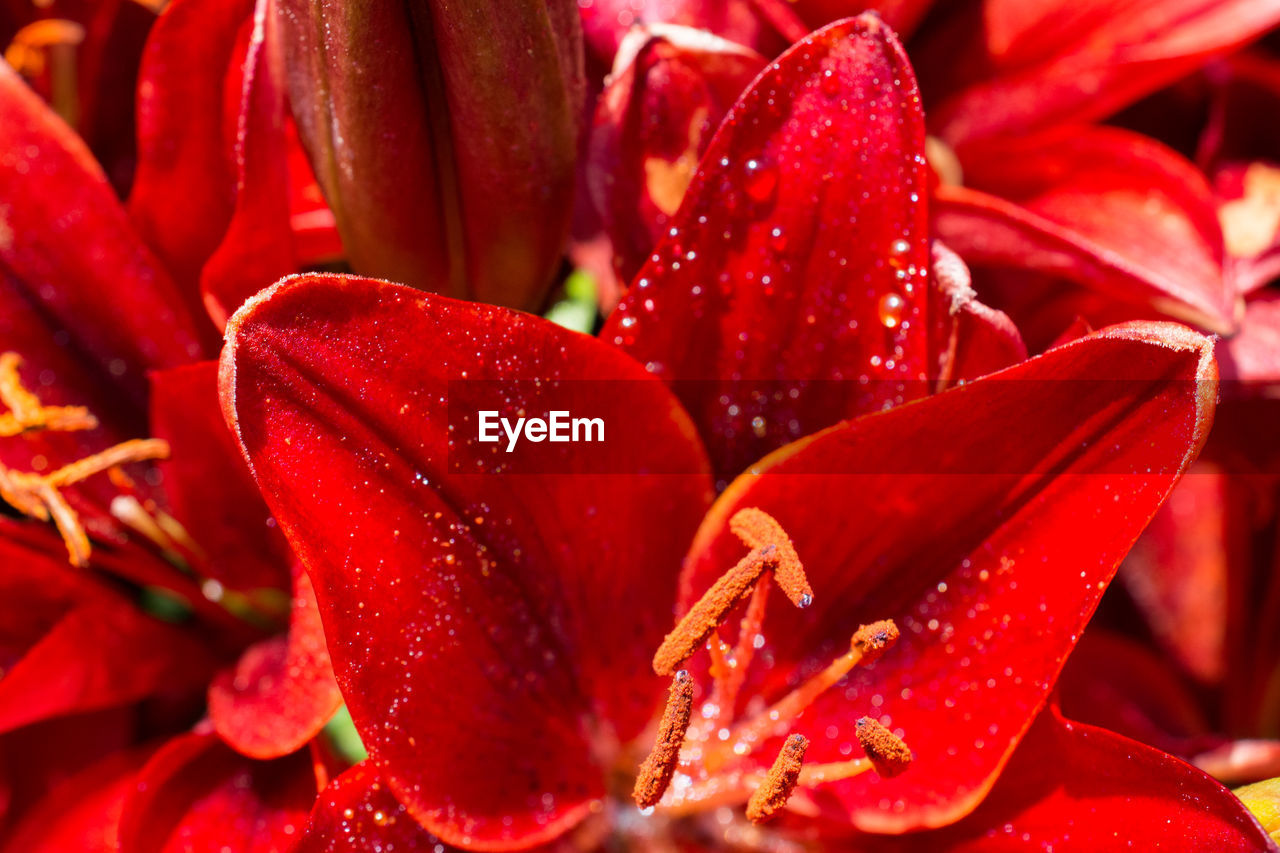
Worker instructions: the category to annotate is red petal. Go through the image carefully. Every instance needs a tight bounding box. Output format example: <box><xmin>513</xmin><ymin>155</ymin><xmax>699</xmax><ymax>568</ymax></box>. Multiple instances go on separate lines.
<box><xmin>199</xmin><ymin>0</ymin><xmax>297</xmax><ymax>329</ymax></box>
<box><xmin>209</xmin><ymin>565</ymin><xmax>342</xmax><ymax>760</ymax></box>
<box><xmin>681</xmin><ymin>322</ymin><xmax>1218</xmax><ymax>831</ymax></box>
<box><xmin>117</xmin><ymin>731</ymin><xmax>315</xmax><ymax>853</ymax></box>
<box><xmin>221</xmin><ymin>274</ymin><xmax>713</xmax><ymax>848</ymax></box>
<box><xmin>793</xmin><ymin>0</ymin><xmax>936</xmax><ymax>39</ymax></box>
<box><xmin>926</xmin><ymin>241</ymin><xmax>1026</xmax><ymax>387</ymax></box>
<box><xmin>1121</xmin><ymin>464</ymin><xmax>1232</xmax><ymax>684</ymax></box>
<box><xmin>602</xmin><ymin>14</ymin><xmax>931</xmax><ymax>481</ymax></box>
<box><xmin>851</xmin><ymin>706</ymin><xmax>1276</xmax><ymax>850</ymax></box>
<box><xmin>0</xmin><ymin>63</ymin><xmax>214</xmax><ymax>405</ymax></box>
<box><xmin>128</xmin><ymin>0</ymin><xmax>250</xmax><ymax>301</ymax></box>
<box><xmin>1220</xmin><ymin>292</ymin><xmax>1280</xmax><ymax>388</ymax></box>
<box><xmin>1057</xmin><ymin>630</ymin><xmax>1213</xmax><ymax>756</ymax></box>
<box><xmin>0</xmin><ymin>540</ymin><xmax>216</xmax><ymax>733</ymax></box>
<box><xmin>588</xmin><ymin>24</ymin><xmax>766</xmax><ymax>283</ymax></box>
<box><xmin>1</xmin><ymin>746</ymin><xmax>153</xmax><ymax>853</ymax></box>
<box><xmin>933</xmin><ymin>126</ymin><xmax>1237</xmax><ymax>335</ymax></box>
<box><xmin>579</xmin><ymin>0</ymin><xmax>781</xmax><ymax>66</ymax></box>
<box><xmin>0</xmin><ymin>707</ymin><xmax>137</xmax><ymax>830</ymax></box>
<box><xmin>295</xmin><ymin>765</ymin><xmax>443</xmax><ymax>853</ymax></box>
<box><xmin>925</xmin><ymin>0</ymin><xmax>1280</xmax><ymax>144</ymax></box>
<box><xmin>150</xmin><ymin>361</ymin><xmax>291</xmax><ymax>592</ymax></box>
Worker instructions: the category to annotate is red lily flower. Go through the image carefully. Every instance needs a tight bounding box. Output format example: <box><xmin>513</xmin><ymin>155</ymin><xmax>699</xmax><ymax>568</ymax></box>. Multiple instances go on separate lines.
<box><xmin>220</xmin><ymin>267</ymin><xmax>1250</xmax><ymax>849</ymax></box>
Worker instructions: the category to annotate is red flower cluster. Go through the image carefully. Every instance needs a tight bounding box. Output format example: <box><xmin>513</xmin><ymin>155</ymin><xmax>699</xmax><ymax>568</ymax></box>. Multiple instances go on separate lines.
<box><xmin>2</xmin><ymin>0</ymin><xmax>1280</xmax><ymax>851</ymax></box>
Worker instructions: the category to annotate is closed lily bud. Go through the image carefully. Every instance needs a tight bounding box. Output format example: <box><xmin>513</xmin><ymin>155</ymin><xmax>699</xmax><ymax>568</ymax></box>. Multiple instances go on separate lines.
<box><xmin>588</xmin><ymin>24</ymin><xmax>765</xmax><ymax>284</ymax></box>
<box><xmin>275</xmin><ymin>0</ymin><xmax>585</xmax><ymax>310</ymax></box>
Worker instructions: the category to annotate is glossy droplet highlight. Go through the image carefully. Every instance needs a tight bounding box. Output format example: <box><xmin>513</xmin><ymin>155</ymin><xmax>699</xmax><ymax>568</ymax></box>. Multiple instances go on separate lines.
<box><xmin>744</xmin><ymin>159</ymin><xmax>778</xmax><ymax>204</ymax></box>
<box><xmin>878</xmin><ymin>293</ymin><xmax>905</xmax><ymax>329</ymax></box>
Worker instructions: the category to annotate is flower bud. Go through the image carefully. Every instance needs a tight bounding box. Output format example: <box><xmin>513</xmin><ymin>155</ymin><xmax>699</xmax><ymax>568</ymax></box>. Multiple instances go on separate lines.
<box><xmin>275</xmin><ymin>0</ymin><xmax>584</xmax><ymax>310</ymax></box>
<box><xmin>588</xmin><ymin>24</ymin><xmax>764</xmax><ymax>283</ymax></box>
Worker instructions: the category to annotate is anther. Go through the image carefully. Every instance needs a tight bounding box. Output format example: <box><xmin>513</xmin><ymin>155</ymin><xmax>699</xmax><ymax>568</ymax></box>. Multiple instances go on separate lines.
<box><xmin>715</xmin><ymin>619</ymin><xmax>902</xmax><ymax>759</ymax></box>
<box><xmin>729</xmin><ymin>508</ymin><xmax>812</xmax><ymax>608</ymax></box>
<box><xmin>851</xmin><ymin>620</ymin><xmax>900</xmax><ymax>665</ymax></box>
<box><xmin>0</xmin><ymin>354</ymin><xmax>96</xmax><ymax>437</ymax></box>
<box><xmin>652</xmin><ymin>545</ymin><xmax>777</xmax><ymax>676</ymax></box>
<box><xmin>855</xmin><ymin>718</ymin><xmax>912</xmax><ymax>778</ymax></box>
<box><xmin>633</xmin><ymin>671</ymin><xmax>695</xmax><ymax>808</ymax></box>
<box><xmin>746</xmin><ymin>734</ymin><xmax>807</xmax><ymax>823</ymax></box>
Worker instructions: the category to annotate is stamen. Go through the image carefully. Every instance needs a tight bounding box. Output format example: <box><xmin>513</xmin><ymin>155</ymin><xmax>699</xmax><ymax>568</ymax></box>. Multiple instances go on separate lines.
<box><xmin>715</xmin><ymin>620</ymin><xmax>900</xmax><ymax>758</ymax></box>
<box><xmin>797</xmin><ymin>757</ymin><xmax>873</xmax><ymax>786</ymax></box>
<box><xmin>745</xmin><ymin>734</ymin><xmax>807</xmax><ymax>823</ymax></box>
<box><xmin>42</xmin><ymin>439</ymin><xmax>169</xmax><ymax>488</ymax></box>
<box><xmin>633</xmin><ymin>671</ymin><xmax>695</xmax><ymax>808</ymax></box>
<box><xmin>0</xmin><ymin>353</ymin><xmax>170</xmax><ymax>567</ymax></box>
<box><xmin>707</xmin><ymin>574</ymin><xmax>771</xmax><ymax>731</ymax></box>
<box><xmin>652</xmin><ymin>545</ymin><xmax>777</xmax><ymax>676</ymax></box>
<box><xmin>729</xmin><ymin>508</ymin><xmax>812</xmax><ymax>607</ymax></box>
<box><xmin>855</xmin><ymin>718</ymin><xmax>912</xmax><ymax>778</ymax></box>
<box><xmin>0</xmin><ymin>354</ymin><xmax>96</xmax><ymax>437</ymax></box>
<box><xmin>851</xmin><ymin>620</ymin><xmax>900</xmax><ymax>665</ymax></box>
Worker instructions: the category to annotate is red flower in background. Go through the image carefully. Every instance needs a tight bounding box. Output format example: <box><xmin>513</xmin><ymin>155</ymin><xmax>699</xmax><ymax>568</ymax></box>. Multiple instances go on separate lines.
<box><xmin>1</xmin><ymin>0</ymin><xmax>1279</xmax><ymax>850</ymax></box>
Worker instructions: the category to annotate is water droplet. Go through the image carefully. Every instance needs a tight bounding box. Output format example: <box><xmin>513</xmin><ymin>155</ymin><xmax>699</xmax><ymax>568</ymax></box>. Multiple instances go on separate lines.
<box><xmin>744</xmin><ymin>159</ymin><xmax>777</xmax><ymax>203</ymax></box>
<box><xmin>878</xmin><ymin>293</ymin><xmax>905</xmax><ymax>328</ymax></box>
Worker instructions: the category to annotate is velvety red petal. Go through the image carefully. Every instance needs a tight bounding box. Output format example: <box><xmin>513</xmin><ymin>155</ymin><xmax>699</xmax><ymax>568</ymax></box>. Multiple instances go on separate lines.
<box><xmin>924</xmin><ymin>0</ymin><xmax>1280</xmax><ymax>144</ymax></box>
<box><xmin>117</xmin><ymin>731</ymin><xmax>315</xmax><ymax>853</ymax></box>
<box><xmin>933</xmin><ymin>126</ymin><xmax>1237</xmax><ymax>335</ymax></box>
<box><xmin>579</xmin><ymin>0</ymin><xmax>780</xmax><ymax>66</ymax></box>
<box><xmin>793</xmin><ymin>0</ymin><xmax>936</xmax><ymax>39</ymax></box>
<box><xmin>200</xmin><ymin>0</ymin><xmax>298</xmax><ymax>330</ymax></box>
<box><xmin>588</xmin><ymin>24</ymin><xmax>766</xmax><ymax>283</ymax></box>
<box><xmin>0</xmin><ymin>707</ymin><xmax>136</xmax><ymax>832</ymax></box>
<box><xmin>128</xmin><ymin>0</ymin><xmax>251</xmax><ymax>306</ymax></box>
<box><xmin>1220</xmin><ymin>292</ymin><xmax>1280</xmax><ymax>388</ymax></box>
<box><xmin>926</xmin><ymin>241</ymin><xmax>1026</xmax><ymax>387</ymax></box>
<box><xmin>209</xmin><ymin>565</ymin><xmax>342</xmax><ymax>760</ymax></box>
<box><xmin>0</xmin><ymin>63</ymin><xmax>213</xmax><ymax>406</ymax></box>
<box><xmin>295</xmin><ymin>765</ymin><xmax>445</xmax><ymax>853</ymax></box>
<box><xmin>1057</xmin><ymin>630</ymin><xmax>1213</xmax><ymax>756</ymax></box>
<box><xmin>220</xmin><ymin>274</ymin><xmax>713</xmax><ymax>848</ymax></box>
<box><xmin>0</xmin><ymin>746</ymin><xmax>152</xmax><ymax>853</ymax></box>
<box><xmin>845</xmin><ymin>706</ymin><xmax>1276</xmax><ymax>850</ymax></box>
<box><xmin>1</xmin><ymin>60</ymin><xmax>216</xmax><ymax>391</ymax></box>
<box><xmin>681</xmin><ymin>322</ymin><xmax>1218</xmax><ymax>832</ymax></box>
<box><xmin>1121</xmin><ymin>464</ymin><xmax>1231</xmax><ymax>684</ymax></box>
<box><xmin>602</xmin><ymin>14</ymin><xmax>931</xmax><ymax>482</ymax></box>
<box><xmin>150</xmin><ymin>361</ymin><xmax>291</xmax><ymax>592</ymax></box>
<box><xmin>0</xmin><ymin>539</ymin><xmax>216</xmax><ymax>733</ymax></box>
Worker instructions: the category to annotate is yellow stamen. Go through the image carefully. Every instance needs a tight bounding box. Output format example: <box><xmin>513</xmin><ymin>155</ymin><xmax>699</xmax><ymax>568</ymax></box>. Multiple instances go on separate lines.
<box><xmin>0</xmin><ymin>352</ymin><xmax>169</xmax><ymax>566</ymax></box>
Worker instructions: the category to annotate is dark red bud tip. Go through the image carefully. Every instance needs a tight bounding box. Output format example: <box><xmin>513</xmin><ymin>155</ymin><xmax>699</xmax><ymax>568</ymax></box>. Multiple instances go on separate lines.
<box><xmin>856</xmin><ymin>717</ymin><xmax>912</xmax><ymax>778</ymax></box>
<box><xmin>746</xmin><ymin>734</ymin><xmax>808</xmax><ymax>823</ymax></box>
